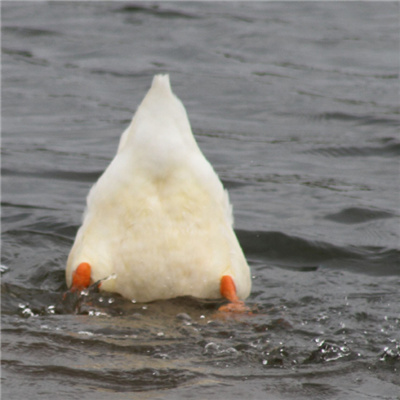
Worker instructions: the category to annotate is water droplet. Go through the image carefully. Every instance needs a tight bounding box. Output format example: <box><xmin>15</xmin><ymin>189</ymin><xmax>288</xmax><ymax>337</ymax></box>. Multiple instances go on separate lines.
<box><xmin>88</xmin><ymin>310</ymin><xmax>106</xmax><ymax>317</ymax></box>
<box><xmin>0</xmin><ymin>264</ymin><xmax>9</xmax><ymax>273</ymax></box>
<box><xmin>204</xmin><ymin>342</ymin><xmax>219</xmax><ymax>354</ymax></box>
<box><xmin>47</xmin><ymin>305</ymin><xmax>55</xmax><ymax>314</ymax></box>
<box><xmin>78</xmin><ymin>331</ymin><xmax>94</xmax><ymax>336</ymax></box>
<box><xmin>176</xmin><ymin>313</ymin><xmax>191</xmax><ymax>321</ymax></box>
<box><xmin>22</xmin><ymin>307</ymin><xmax>35</xmax><ymax>317</ymax></box>
<box><xmin>154</xmin><ymin>353</ymin><xmax>169</xmax><ymax>359</ymax></box>
<box><xmin>103</xmin><ymin>273</ymin><xmax>117</xmax><ymax>282</ymax></box>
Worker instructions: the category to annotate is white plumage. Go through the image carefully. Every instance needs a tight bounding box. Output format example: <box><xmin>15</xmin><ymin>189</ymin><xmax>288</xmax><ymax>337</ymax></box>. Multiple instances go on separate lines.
<box><xmin>66</xmin><ymin>75</ymin><xmax>251</xmax><ymax>302</ymax></box>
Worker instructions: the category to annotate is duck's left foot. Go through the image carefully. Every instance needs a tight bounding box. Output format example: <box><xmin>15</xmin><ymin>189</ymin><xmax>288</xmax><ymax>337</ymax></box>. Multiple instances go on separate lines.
<box><xmin>70</xmin><ymin>262</ymin><xmax>91</xmax><ymax>292</ymax></box>
<box><xmin>62</xmin><ymin>263</ymin><xmax>93</xmax><ymax>311</ymax></box>
<box><xmin>218</xmin><ymin>275</ymin><xmax>251</xmax><ymax>315</ymax></box>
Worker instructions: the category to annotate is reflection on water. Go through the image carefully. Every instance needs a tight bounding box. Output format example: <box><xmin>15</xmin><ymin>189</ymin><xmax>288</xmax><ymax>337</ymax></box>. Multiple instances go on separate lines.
<box><xmin>2</xmin><ymin>1</ymin><xmax>399</xmax><ymax>399</ymax></box>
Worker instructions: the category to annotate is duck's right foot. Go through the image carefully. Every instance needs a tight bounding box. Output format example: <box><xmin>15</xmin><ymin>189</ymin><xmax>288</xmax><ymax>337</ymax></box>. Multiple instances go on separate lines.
<box><xmin>218</xmin><ymin>275</ymin><xmax>251</xmax><ymax>315</ymax></box>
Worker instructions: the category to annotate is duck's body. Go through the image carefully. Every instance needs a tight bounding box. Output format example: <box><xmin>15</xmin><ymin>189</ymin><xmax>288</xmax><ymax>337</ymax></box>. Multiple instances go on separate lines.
<box><xmin>66</xmin><ymin>75</ymin><xmax>251</xmax><ymax>304</ymax></box>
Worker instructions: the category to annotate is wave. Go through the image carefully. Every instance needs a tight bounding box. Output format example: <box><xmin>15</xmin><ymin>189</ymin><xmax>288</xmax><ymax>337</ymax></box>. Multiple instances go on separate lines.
<box><xmin>323</xmin><ymin>207</ymin><xmax>395</xmax><ymax>224</ymax></box>
<box><xmin>311</xmin><ymin>112</ymin><xmax>400</xmax><ymax>127</ymax></box>
<box><xmin>2</xmin><ymin>168</ymin><xmax>102</xmax><ymax>183</ymax></box>
<box><xmin>237</xmin><ymin>229</ymin><xmax>400</xmax><ymax>276</ymax></box>
<box><xmin>114</xmin><ymin>3</ymin><xmax>200</xmax><ymax>20</ymax></box>
<box><xmin>303</xmin><ymin>139</ymin><xmax>400</xmax><ymax>158</ymax></box>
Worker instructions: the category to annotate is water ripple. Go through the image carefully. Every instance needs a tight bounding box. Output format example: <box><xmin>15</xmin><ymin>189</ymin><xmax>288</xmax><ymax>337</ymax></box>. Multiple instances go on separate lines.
<box><xmin>304</xmin><ymin>140</ymin><xmax>400</xmax><ymax>158</ymax></box>
<box><xmin>323</xmin><ymin>207</ymin><xmax>395</xmax><ymax>224</ymax></box>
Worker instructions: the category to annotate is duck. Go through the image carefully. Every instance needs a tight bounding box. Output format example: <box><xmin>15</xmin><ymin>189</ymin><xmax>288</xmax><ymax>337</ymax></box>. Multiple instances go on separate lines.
<box><xmin>66</xmin><ymin>74</ymin><xmax>251</xmax><ymax>311</ymax></box>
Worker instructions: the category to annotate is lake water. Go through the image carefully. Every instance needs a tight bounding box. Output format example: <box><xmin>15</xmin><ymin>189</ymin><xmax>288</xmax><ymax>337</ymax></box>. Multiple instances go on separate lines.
<box><xmin>2</xmin><ymin>2</ymin><xmax>399</xmax><ymax>399</ymax></box>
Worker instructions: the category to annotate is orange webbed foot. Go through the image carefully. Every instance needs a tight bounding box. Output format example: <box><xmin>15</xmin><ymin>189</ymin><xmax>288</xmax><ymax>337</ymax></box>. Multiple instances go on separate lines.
<box><xmin>218</xmin><ymin>275</ymin><xmax>251</xmax><ymax>315</ymax></box>
<box><xmin>70</xmin><ymin>262</ymin><xmax>91</xmax><ymax>292</ymax></box>
<box><xmin>62</xmin><ymin>262</ymin><xmax>94</xmax><ymax>311</ymax></box>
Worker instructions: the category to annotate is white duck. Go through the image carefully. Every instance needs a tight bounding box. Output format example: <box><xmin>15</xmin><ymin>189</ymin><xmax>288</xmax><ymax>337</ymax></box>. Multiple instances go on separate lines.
<box><xmin>66</xmin><ymin>75</ymin><xmax>251</xmax><ymax>310</ymax></box>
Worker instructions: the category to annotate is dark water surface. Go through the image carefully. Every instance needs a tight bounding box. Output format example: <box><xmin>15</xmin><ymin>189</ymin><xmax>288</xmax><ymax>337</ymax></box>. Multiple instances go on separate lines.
<box><xmin>2</xmin><ymin>2</ymin><xmax>399</xmax><ymax>399</ymax></box>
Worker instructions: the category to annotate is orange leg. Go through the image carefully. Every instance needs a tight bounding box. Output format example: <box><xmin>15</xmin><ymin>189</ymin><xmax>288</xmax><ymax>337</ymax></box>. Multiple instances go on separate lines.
<box><xmin>218</xmin><ymin>275</ymin><xmax>250</xmax><ymax>314</ymax></box>
<box><xmin>70</xmin><ymin>262</ymin><xmax>91</xmax><ymax>292</ymax></box>
<box><xmin>220</xmin><ymin>275</ymin><xmax>239</xmax><ymax>302</ymax></box>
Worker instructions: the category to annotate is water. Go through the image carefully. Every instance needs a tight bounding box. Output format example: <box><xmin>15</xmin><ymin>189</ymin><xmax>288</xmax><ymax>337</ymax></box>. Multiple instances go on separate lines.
<box><xmin>2</xmin><ymin>2</ymin><xmax>399</xmax><ymax>399</ymax></box>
